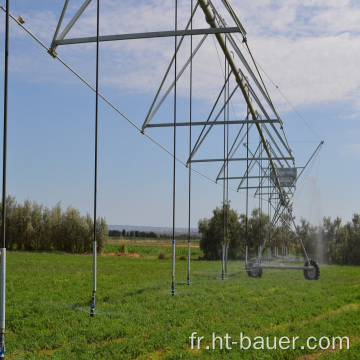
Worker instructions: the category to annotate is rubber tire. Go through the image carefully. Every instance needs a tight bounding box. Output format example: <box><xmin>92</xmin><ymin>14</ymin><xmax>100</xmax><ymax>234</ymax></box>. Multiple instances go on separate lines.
<box><xmin>303</xmin><ymin>259</ymin><xmax>320</xmax><ymax>280</ymax></box>
<box><xmin>246</xmin><ymin>258</ymin><xmax>263</xmax><ymax>278</ymax></box>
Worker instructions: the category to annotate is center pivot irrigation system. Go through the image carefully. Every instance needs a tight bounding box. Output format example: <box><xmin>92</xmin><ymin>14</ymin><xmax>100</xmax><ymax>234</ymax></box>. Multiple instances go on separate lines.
<box><xmin>1</xmin><ymin>0</ymin><xmax>323</xmax><ymax>356</ymax></box>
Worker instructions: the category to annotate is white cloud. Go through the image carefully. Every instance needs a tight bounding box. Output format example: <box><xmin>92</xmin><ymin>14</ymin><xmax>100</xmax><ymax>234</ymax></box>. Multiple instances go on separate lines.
<box><xmin>251</xmin><ymin>32</ymin><xmax>360</xmax><ymax>108</ymax></box>
<box><xmin>2</xmin><ymin>0</ymin><xmax>360</xmax><ymax>115</ymax></box>
<box><xmin>344</xmin><ymin>143</ymin><xmax>360</xmax><ymax>158</ymax></box>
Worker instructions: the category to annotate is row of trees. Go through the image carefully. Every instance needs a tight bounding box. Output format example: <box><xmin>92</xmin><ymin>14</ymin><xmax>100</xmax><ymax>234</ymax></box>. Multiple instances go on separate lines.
<box><xmin>198</xmin><ymin>203</ymin><xmax>360</xmax><ymax>265</ymax></box>
<box><xmin>0</xmin><ymin>196</ymin><xmax>108</xmax><ymax>253</ymax></box>
<box><xmin>109</xmin><ymin>229</ymin><xmax>158</xmax><ymax>238</ymax></box>
<box><xmin>108</xmin><ymin>229</ymin><xmax>201</xmax><ymax>240</ymax></box>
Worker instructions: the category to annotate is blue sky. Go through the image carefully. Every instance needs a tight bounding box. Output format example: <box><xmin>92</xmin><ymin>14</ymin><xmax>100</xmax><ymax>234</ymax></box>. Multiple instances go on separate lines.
<box><xmin>0</xmin><ymin>0</ymin><xmax>359</xmax><ymax>229</ymax></box>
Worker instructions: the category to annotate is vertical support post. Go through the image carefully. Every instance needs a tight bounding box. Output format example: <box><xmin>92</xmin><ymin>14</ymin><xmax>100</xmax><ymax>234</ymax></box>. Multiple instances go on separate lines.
<box><xmin>187</xmin><ymin>241</ymin><xmax>191</xmax><ymax>285</ymax></box>
<box><xmin>268</xmin><ymin>247</ymin><xmax>270</xmax><ymax>263</ymax></box>
<box><xmin>224</xmin><ymin>51</ymin><xmax>230</xmax><ymax>277</ymax></box>
<box><xmin>222</xmin><ymin>36</ymin><xmax>228</xmax><ymax>279</ymax></box>
<box><xmin>90</xmin><ymin>0</ymin><xmax>100</xmax><ymax>317</ymax></box>
<box><xmin>171</xmin><ymin>239</ymin><xmax>176</xmax><ymax>295</ymax></box>
<box><xmin>225</xmin><ymin>245</ymin><xmax>228</xmax><ymax>275</ymax></box>
<box><xmin>187</xmin><ymin>0</ymin><xmax>193</xmax><ymax>287</ymax></box>
<box><xmin>0</xmin><ymin>250</ymin><xmax>5</xmax><ymax>359</ymax></box>
<box><xmin>221</xmin><ymin>244</ymin><xmax>225</xmax><ymax>280</ymax></box>
<box><xmin>1</xmin><ymin>0</ymin><xmax>9</xmax><ymax>356</ymax></box>
<box><xmin>171</xmin><ymin>0</ymin><xmax>178</xmax><ymax>296</ymax></box>
<box><xmin>245</xmin><ymin>246</ymin><xmax>248</xmax><ymax>269</ymax></box>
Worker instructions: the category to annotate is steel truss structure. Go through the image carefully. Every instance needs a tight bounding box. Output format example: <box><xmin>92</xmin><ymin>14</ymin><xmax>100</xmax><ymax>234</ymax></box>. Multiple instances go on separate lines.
<box><xmin>1</xmin><ymin>5</ymin><xmax>324</xmax><ymax>354</ymax></box>
<box><xmin>48</xmin><ymin>1</ymin><xmax>323</xmax><ymax>284</ymax></box>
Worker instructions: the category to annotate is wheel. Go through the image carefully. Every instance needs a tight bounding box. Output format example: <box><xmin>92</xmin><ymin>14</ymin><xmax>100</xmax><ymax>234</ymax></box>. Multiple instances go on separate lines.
<box><xmin>246</xmin><ymin>258</ymin><xmax>263</xmax><ymax>278</ymax></box>
<box><xmin>303</xmin><ymin>259</ymin><xmax>320</xmax><ymax>280</ymax></box>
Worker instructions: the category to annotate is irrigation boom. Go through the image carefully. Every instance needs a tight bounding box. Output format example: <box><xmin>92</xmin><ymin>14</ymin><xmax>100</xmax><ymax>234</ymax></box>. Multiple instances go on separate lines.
<box><xmin>198</xmin><ymin>0</ymin><xmax>288</xmax><ymax>206</ymax></box>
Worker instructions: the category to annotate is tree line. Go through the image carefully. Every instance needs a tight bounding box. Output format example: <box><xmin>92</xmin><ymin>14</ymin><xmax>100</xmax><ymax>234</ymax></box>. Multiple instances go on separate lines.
<box><xmin>0</xmin><ymin>196</ymin><xmax>108</xmax><ymax>253</ymax></box>
<box><xmin>198</xmin><ymin>203</ymin><xmax>360</xmax><ymax>266</ymax></box>
<box><xmin>109</xmin><ymin>229</ymin><xmax>158</xmax><ymax>239</ymax></box>
<box><xmin>109</xmin><ymin>229</ymin><xmax>200</xmax><ymax>240</ymax></box>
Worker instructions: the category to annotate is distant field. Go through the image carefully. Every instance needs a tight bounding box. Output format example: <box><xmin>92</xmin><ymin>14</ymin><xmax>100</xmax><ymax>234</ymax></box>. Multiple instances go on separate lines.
<box><xmin>5</xmin><ymin>248</ymin><xmax>360</xmax><ymax>359</ymax></box>
<box><xmin>107</xmin><ymin>238</ymin><xmax>201</xmax><ymax>248</ymax></box>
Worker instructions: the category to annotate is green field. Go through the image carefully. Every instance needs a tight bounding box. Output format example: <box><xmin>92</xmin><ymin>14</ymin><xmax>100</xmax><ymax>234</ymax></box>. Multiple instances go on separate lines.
<box><xmin>5</xmin><ymin>244</ymin><xmax>360</xmax><ymax>359</ymax></box>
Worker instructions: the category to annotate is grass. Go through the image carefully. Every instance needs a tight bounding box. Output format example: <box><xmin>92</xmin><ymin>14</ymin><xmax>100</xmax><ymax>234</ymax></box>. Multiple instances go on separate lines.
<box><xmin>4</xmin><ymin>249</ymin><xmax>360</xmax><ymax>359</ymax></box>
<box><xmin>103</xmin><ymin>242</ymin><xmax>203</xmax><ymax>259</ymax></box>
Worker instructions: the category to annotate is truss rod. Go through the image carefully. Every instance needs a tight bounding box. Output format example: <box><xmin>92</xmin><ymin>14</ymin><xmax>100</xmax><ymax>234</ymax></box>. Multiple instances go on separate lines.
<box><xmin>255</xmin><ymin>167</ymin><xmax>272</xmax><ymax>196</ymax></box>
<box><xmin>213</xmin><ymin>4</ymin><xmax>280</xmax><ymax>120</ymax></box>
<box><xmin>191</xmin><ymin>156</ymin><xmax>292</xmax><ymax>163</ymax></box>
<box><xmin>0</xmin><ymin>4</ymin><xmax>277</xmax><ymax>209</ymax></box>
<box><xmin>198</xmin><ymin>0</ymin><xmax>286</xmax><ymax>205</ymax></box>
<box><xmin>144</xmin><ymin>34</ymin><xmax>208</xmax><ymax>128</ymax></box>
<box><xmin>142</xmin><ymin>3</ymin><xmax>200</xmax><ymax>130</ymax></box>
<box><xmin>55</xmin><ymin>27</ymin><xmax>240</xmax><ymax>45</ymax></box>
<box><xmin>237</xmin><ymin>144</ymin><xmax>266</xmax><ymax>188</ymax></box>
<box><xmin>187</xmin><ymin>82</ymin><xmax>237</xmax><ymax>164</ymax></box>
<box><xmin>296</xmin><ymin>141</ymin><xmax>324</xmax><ymax>181</ymax></box>
<box><xmin>216</xmin><ymin>112</ymin><xmax>253</xmax><ymax>180</ymax></box>
<box><xmin>187</xmin><ymin>72</ymin><xmax>232</xmax><ymax>162</ymax></box>
<box><xmin>218</xmin><ymin>175</ymin><xmax>271</xmax><ymax>180</ymax></box>
<box><xmin>147</xmin><ymin>119</ymin><xmax>277</xmax><ymax>128</ymax></box>
<box><xmin>216</xmin><ymin>124</ymin><xmax>247</xmax><ymax>180</ymax></box>
<box><xmin>49</xmin><ymin>0</ymin><xmax>92</xmax><ymax>56</ymax></box>
<box><xmin>218</xmin><ymin>174</ymin><xmax>296</xmax><ymax>180</ymax></box>
<box><xmin>49</xmin><ymin>0</ymin><xmax>69</xmax><ymax>54</ymax></box>
<box><xmin>238</xmin><ymin>186</ymin><xmax>280</xmax><ymax>189</ymax></box>
<box><xmin>245</xmin><ymin>84</ymin><xmax>293</xmax><ymax>160</ymax></box>
<box><xmin>267</xmin><ymin>141</ymin><xmax>287</xmax><ymax>168</ymax></box>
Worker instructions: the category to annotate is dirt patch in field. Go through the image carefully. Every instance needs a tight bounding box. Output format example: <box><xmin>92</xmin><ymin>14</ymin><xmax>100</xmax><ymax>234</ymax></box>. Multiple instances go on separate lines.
<box><xmin>295</xmin><ymin>337</ymin><xmax>353</xmax><ymax>360</ymax></box>
<box><xmin>101</xmin><ymin>252</ymin><xmax>140</xmax><ymax>258</ymax></box>
<box><xmin>295</xmin><ymin>348</ymin><xmax>337</xmax><ymax>360</ymax></box>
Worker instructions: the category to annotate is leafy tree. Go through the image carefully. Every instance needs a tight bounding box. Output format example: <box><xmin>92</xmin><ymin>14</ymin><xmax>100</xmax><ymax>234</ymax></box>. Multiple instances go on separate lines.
<box><xmin>322</xmin><ymin>216</ymin><xmax>342</xmax><ymax>264</ymax></box>
<box><xmin>246</xmin><ymin>208</ymin><xmax>270</xmax><ymax>252</ymax></box>
<box><xmin>199</xmin><ymin>203</ymin><xmax>240</xmax><ymax>260</ymax></box>
<box><xmin>271</xmin><ymin>212</ymin><xmax>298</xmax><ymax>255</ymax></box>
<box><xmin>0</xmin><ymin>196</ymin><xmax>107</xmax><ymax>253</ymax></box>
<box><xmin>296</xmin><ymin>218</ymin><xmax>314</xmax><ymax>257</ymax></box>
<box><xmin>346</xmin><ymin>214</ymin><xmax>360</xmax><ymax>265</ymax></box>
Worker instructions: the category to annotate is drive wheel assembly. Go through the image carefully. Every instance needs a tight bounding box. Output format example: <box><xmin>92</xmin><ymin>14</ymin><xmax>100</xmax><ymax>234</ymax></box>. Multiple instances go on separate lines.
<box><xmin>246</xmin><ymin>258</ymin><xmax>263</xmax><ymax>278</ymax></box>
<box><xmin>303</xmin><ymin>259</ymin><xmax>320</xmax><ymax>280</ymax></box>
